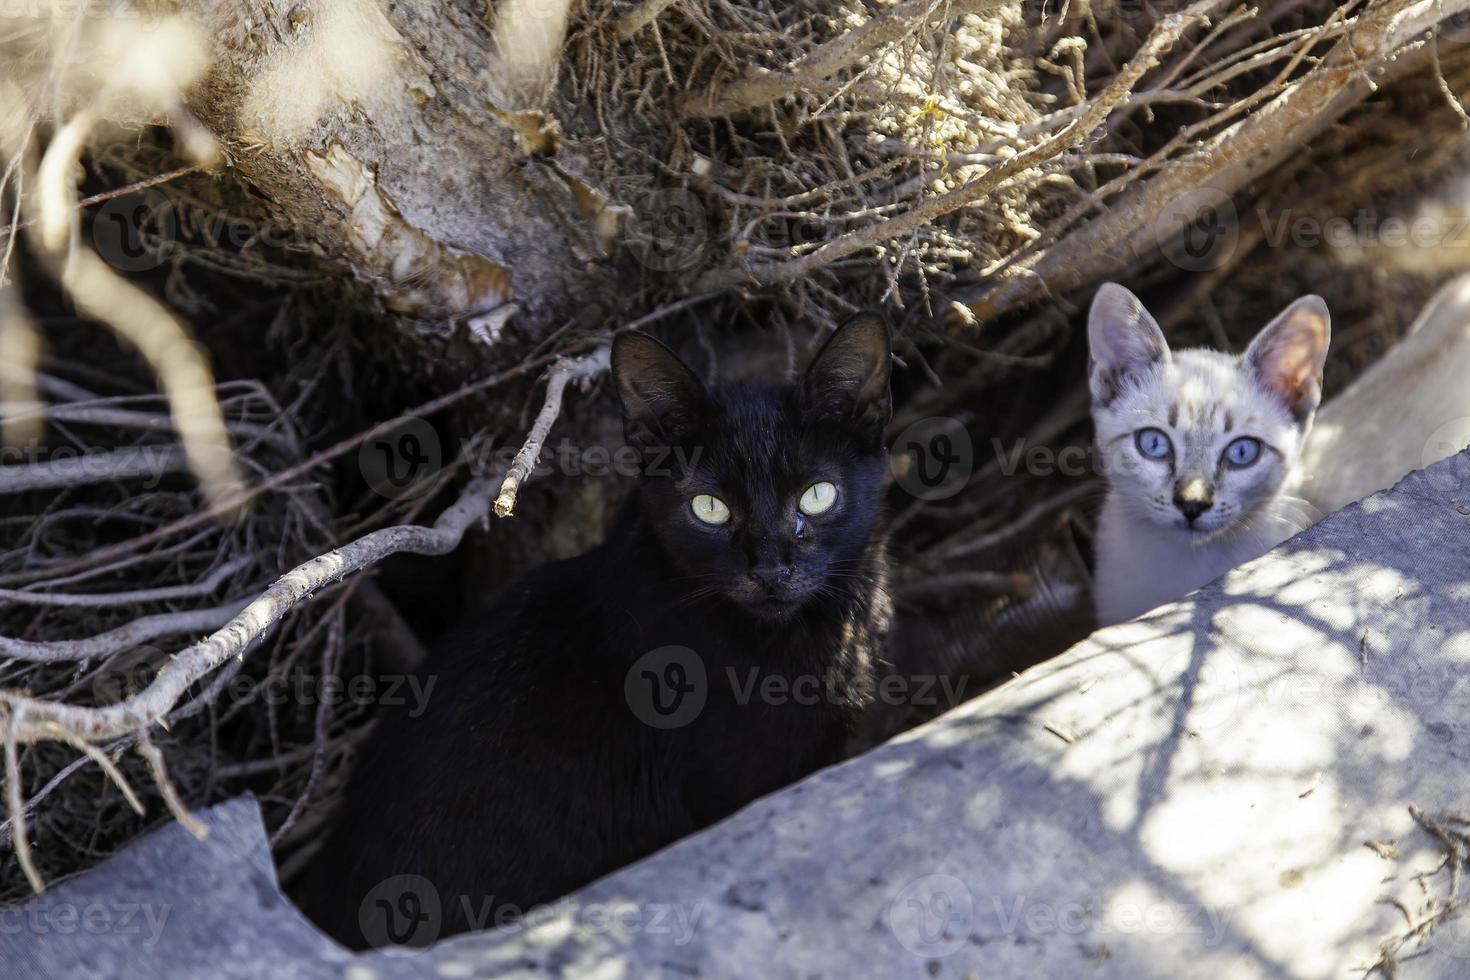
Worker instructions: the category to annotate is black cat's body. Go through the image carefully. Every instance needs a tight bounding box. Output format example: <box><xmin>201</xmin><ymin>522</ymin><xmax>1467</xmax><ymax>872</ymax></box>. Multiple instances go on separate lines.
<box><xmin>297</xmin><ymin>317</ymin><xmax>894</xmax><ymax>949</ymax></box>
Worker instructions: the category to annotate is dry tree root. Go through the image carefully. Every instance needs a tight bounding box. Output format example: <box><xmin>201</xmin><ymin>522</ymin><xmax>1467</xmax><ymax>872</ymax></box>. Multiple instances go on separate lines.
<box><xmin>2</xmin><ymin>30</ymin><xmax>245</xmax><ymax>514</ymax></box>
<box><xmin>0</xmin><ymin>471</ymin><xmax>502</xmax><ymax>892</ymax></box>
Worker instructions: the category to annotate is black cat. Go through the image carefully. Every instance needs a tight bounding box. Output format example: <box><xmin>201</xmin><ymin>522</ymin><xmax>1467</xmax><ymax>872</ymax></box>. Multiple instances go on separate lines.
<box><xmin>295</xmin><ymin>314</ymin><xmax>894</xmax><ymax>949</ymax></box>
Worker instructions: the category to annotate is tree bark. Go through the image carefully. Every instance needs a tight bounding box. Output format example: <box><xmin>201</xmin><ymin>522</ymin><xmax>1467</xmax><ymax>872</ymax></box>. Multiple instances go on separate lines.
<box><xmin>182</xmin><ymin>0</ymin><xmax>619</xmax><ymax>354</ymax></box>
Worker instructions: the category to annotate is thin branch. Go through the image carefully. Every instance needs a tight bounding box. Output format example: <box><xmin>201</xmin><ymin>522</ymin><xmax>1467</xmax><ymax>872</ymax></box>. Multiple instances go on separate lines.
<box><xmin>43</xmin><ymin>722</ymin><xmax>145</xmax><ymax>817</ymax></box>
<box><xmin>4</xmin><ymin>708</ymin><xmax>43</xmax><ymax>893</ymax></box>
<box><xmin>0</xmin><ymin>472</ymin><xmax>501</xmax><ymax>744</ymax></box>
<box><xmin>0</xmin><ymin>348</ymin><xmax>566</xmax><ymax>589</ymax></box>
<box><xmin>683</xmin><ymin>0</ymin><xmax>1009</xmax><ymax>118</ymax></box>
<box><xmin>951</xmin><ymin>0</ymin><xmax>1462</xmax><ymax>322</ymax></box>
<box><xmin>0</xmin><ymin>602</ymin><xmax>244</xmax><ymax>663</ymax></box>
<box><xmin>19</xmin><ymin>111</ymin><xmax>245</xmax><ymax>511</ymax></box>
<box><xmin>697</xmin><ymin>0</ymin><xmax>1230</xmax><ymax>292</ymax></box>
<box><xmin>0</xmin><ymin>444</ymin><xmax>188</xmax><ymax>495</ymax></box>
<box><xmin>615</xmin><ymin>0</ymin><xmax>679</xmax><ymax>39</ymax></box>
<box><xmin>494</xmin><ymin>348</ymin><xmax>610</xmax><ymax>518</ymax></box>
<box><xmin>135</xmin><ymin>725</ymin><xmax>207</xmax><ymax>840</ymax></box>
<box><xmin>0</xmin><ymin>283</ymin><xmax>41</xmax><ymax>447</ymax></box>
<box><xmin>0</xmin><ymin>557</ymin><xmax>248</xmax><ymax>608</ymax></box>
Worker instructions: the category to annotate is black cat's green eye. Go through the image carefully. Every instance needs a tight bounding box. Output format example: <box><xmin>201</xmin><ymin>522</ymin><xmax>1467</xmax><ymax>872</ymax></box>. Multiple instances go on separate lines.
<box><xmin>1135</xmin><ymin>427</ymin><xmax>1173</xmax><ymax>460</ymax></box>
<box><xmin>691</xmin><ymin>494</ymin><xmax>731</xmax><ymax>525</ymax></box>
<box><xmin>799</xmin><ymin>481</ymin><xmax>837</xmax><ymax>516</ymax></box>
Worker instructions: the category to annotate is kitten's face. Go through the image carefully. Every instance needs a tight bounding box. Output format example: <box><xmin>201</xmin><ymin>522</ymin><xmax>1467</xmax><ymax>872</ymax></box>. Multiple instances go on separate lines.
<box><xmin>614</xmin><ymin>315</ymin><xmax>891</xmax><ymax>620</ymax></box>
<box><xmin>1088</xmin><ymin>284</ymin><xmax>1331</xmax><ymax>542</ymax></box>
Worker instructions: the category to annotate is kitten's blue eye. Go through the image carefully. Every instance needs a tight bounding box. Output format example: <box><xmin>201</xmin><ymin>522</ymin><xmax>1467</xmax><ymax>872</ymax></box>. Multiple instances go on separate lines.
<box><xmin>1135</xmin><ymin>428</ymin><xmax>1173</xmax><ymax>460</ymax></box>
<box><xmin>690</xmin><ymin>494</ymin><xmax>731</xmax><ymax>525</ymax></box>
<box><xmin>1224</xmin><ymin>437</ymin><xmax>1262</xmax><ymax>468</ymax></box>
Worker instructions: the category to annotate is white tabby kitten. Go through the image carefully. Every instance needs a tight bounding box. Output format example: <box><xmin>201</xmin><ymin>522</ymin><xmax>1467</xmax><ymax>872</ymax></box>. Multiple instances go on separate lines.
<box><xmin>1089</xmin><ymin>283</ymin><xmax>1330</xmax><ymax>627</ymax></box>
<box><xmin>1090</xmin><ymin>276</ymin><xmax>1470</xmax><ymax>626</ymax></box>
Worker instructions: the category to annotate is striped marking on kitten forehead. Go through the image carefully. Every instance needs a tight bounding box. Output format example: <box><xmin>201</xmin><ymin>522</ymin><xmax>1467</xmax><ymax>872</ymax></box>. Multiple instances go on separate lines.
<box><xmin>1171</xmin><ymin>375</ymin><xmax>1232</xmax><ymax>431</ymax></box>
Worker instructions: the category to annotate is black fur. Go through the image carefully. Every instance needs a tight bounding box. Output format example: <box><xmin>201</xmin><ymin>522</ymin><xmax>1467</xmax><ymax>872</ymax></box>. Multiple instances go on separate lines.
<box><xmin>295</xmin><ymin>314</ymin><xmax>894</xmax><ymax>949</ymax></box>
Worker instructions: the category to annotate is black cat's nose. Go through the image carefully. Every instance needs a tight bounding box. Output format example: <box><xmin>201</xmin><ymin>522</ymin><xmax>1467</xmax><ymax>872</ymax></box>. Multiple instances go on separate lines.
<box><xmin>1173</xmin><ymin>478</ymin><xmax>1214</xmax><ymax>523</ymax></box>
<box><xmin>751</xmin><ymin>565</ymin><xmax>794</xmax><ymax>592</ymax></box>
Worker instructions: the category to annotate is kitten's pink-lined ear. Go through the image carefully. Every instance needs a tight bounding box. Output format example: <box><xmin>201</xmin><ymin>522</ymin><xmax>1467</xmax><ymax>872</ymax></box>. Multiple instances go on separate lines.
<box><xmin>1245</xmin><ymin>295</ymin><xmax>1331</xmax><ymax>422</ymax></box>
<box><xmin>1088</xmin><ymin>283</ymin><xmax>1169</xmax><ymax>405</ymax></box>
<box><xmin>801</xmin><ymin>312</ymin><xmax>892</xmax><ymax>448</ymax></box>
<box><xmin>612</xmin><ymin>331</ymin><xmax>713</xmax><ymax>450</ymax></box>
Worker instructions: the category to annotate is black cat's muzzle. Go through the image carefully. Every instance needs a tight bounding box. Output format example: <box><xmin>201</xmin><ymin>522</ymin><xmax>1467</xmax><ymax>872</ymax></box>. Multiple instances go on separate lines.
<box><xmin>729</xmin><ymin>567</ymin><xmax>812</xmax><ymax>619</ymax></box>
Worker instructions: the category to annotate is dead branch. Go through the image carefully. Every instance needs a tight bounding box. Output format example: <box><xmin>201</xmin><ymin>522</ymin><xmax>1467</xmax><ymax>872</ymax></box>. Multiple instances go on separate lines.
<box><xmin>683</xmin><ymin>0</ymin><xmax>1010</xmax><ymax>118</ymax></box>
<box><xmin>135</xmin><ymin>725</ymin><xmax>206</xmax><ymax>840</ymax></box>
<box><xmin>3</xmin><ymin>708</ymin><xmax>42</xmax><ymax>893</ymax></box>
<box><xmin>0</xmin><ymin>283</ymin><xmax>41</xmax><ymax>447</ymax></box>
<box><xmin>0</xmin><ymin>472</ymin><xmax>499</xmax><ymax>746</ymax></box>
<box><xmin>0</xmin><ymin>444</ymin><xmax>188</xmax><ymax>495</ymax></box>
<box><xmin>952</xmin><ymin>0</ymin><xmax>1470</xmax><ymax>322</ymax></box>
<box><xmin>0</xmin><ymin>602</ymin><xmax>243</xmax><ymax>663</ymax></box>
<box><xmin>0</xmin><ymin>558</ymin><xmax>247</xmax><ymax>608</ymax></box>
<box><xmin>697</xmin><ymin>0</ymin><xmax>1230</xmax><ymax>293</ymax></box>
<box><xmin>0</xmin><ymin>350</ymin><xmax>564</xmax><ymax>591</ymax></box>
<box><xmin>615</xmin><ymin>0</ymin><xmax>680</xmax><ymax>39</ymax></box>
<box><xmin>0</xmin><ymin>470</ymin><xmax>501</xmax><ymax>891</ymax></box>
<box><xmin>494</xmin><ymin>348</ymin><xmax>611</xmax><ymax>518</ymax></box>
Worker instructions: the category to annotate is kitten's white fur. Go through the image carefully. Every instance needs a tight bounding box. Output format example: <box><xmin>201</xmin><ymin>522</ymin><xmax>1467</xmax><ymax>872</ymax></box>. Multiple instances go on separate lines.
<box><xmin>1091</xmin><ymin>275</ymin><xmax>1470</xmax><ymax>627</ymax></box>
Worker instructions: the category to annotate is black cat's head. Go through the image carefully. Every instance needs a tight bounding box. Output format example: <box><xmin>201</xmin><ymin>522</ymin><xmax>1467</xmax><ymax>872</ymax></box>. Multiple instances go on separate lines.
<box><xmin>612</xmin><ymin>314</ymin><xmax>892</xmax><ymax>620</ymax></box>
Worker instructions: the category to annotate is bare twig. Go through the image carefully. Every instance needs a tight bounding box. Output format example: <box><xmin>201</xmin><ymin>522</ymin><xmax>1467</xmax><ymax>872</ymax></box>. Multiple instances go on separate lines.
<box><xmin>0</xmin><ymin>283</ymin><xmax>41</xmax><ymax>447</ymax></box>
<box><xmin>0</xmin><ymin>349</ymin><xmax>564</xmax><ymax>589</ymax></box>
<box><xmin>952</xmin><ymin>0</ymin><xmax>1466</xmax><ymax>323</ymax></box>
<box><xmin>0</xmin><ymin>472</ymin><xmax>501</xmax><ymax>745</ymax></box>
<box><xmin>19</xmin><ymin>111</ymin><xmax>245</xmax><ymax>511</ymax></box>
<box><xmin>0</xmin><ymin>557</ymin><xmax>247</xmax><ymax>608</ymax></box>
<box><xmin>494</xmin><ymin>348</ymin><xmax>610</xmax><ymax>518</ymax></box>
<box><xmin>4</xmin><ymin>708</ymin><xmax>44</xmax><ymax>893</ymax></box>
<box><xmin>135</xmin><ymin>725</ymin><xmax>206</xmax><ymax>840</ymax></box>
<box><xmin>0</xmin><ymin>602</ymin><xmax>244</xmax><ymax>662</ymax></box>
<box><xmin>0</xmin><ymin>444</ymin><xmax>188</xmax><ymax>495</ymax></box>
<box><xmin>698</xmin><ymin>0</ymin><xmax>1230</xmax><ymax>292</ymax></box>
<box><xmin>615</xmin><ymin>0</ymin><xmax>680</xmax><ymax>39</ymax></box>
<box><xmin>684</xmin><ymin>0</ymin><xmax>1009</xmax><ymax>117</ymax></box>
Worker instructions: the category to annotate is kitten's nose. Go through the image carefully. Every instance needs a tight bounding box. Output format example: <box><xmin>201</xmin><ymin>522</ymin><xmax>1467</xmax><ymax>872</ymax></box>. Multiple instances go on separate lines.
<box><xmin>1173</xmin><ymin>478</ymin><xmax>1215</xmax><ymax>523</ymax></box>
<box><xmin>751</xmin><ymin>565</ymin><xmax>794</xmax><ymax>592</ymax></box>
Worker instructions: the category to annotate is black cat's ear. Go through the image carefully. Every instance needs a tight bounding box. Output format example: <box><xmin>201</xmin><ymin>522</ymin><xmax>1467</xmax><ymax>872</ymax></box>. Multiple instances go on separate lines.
<box><xmin>800</xmin><ymin>312</ymin><xmax>892</xmax><ymax>447</ymax></box>
<box><xmin>1088</xmin><ymin>282</ymin><xmax>1169</xmax><ymax>405</ymax></box>
<box><xmin>1245</xmin><ymin>295</ymin><xmax>1330</xmax><ymax>423</ymax></box>
<box><xmin>613</xmin><ymin>331</ymin><xmax>713</xmax><ymax>451</ymax></box>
